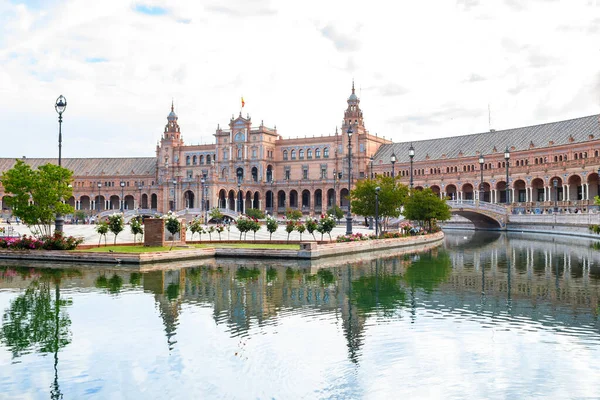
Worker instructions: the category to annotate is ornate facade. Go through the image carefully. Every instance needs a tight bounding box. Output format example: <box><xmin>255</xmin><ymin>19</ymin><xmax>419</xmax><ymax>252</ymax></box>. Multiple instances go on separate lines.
<box><xmin>1</xmin><ymin>85</ymin><xmax>599</xmax><ymax>217</ymax></box>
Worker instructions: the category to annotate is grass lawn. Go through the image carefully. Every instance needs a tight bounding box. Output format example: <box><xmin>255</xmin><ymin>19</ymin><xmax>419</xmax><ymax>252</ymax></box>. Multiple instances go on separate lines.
<box><xmin>76</xmin><ymin>243</ymin><xmax>299</xmax><ymax>253</ymax></box>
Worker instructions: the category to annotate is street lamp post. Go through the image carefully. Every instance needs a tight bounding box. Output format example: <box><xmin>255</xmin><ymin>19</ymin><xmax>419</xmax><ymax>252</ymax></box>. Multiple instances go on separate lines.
<box><xmin>55</xmin><ymin>95</ymin><xmax>67</xmax><ymax>168</ymax></box>
<box><xmin>120</xmin><ymin>181</ymin><xmax>125</xmax><ymax>212</ymax></box>
<box><xmin>97</xmin><ymin>182</ymin><xmax>102</xmax><ymax>215</ymax></box>
<box><xmin>172</xmin><ymin>179</ymin><xmax>177</xmax><ymax>211</ymax></box>
<box><xmin>237</xmin><ymin>170</ymin><xmax>243</xmax><ymax>214</ymax></box>
<box><xmin>346</xmin><ymin>125</ymin><xmax>353</xmax><ymax>235</ymax></box>
<box><xmin>478</xmin><ymin>154</ymin><xmax>485</xmax><ymax>202</ymax></box>
<box><xmin>553</xmin><ymin>178</ymin><xmax>558</xmax><ymax>213</ymax></box>
<box><xmin>375</xmin><ymin>186</ymin><xmax>381</xmax><ymax>238</ymax></box>
<box><xmin>390</xmin><ymin>152</ymin><xmax>396</xmax><ymax>178</ymax></box>
<box><xmin>369</xmin><ymin>155</ymin><xmax>375</xmax><ymax>230</ymax></box>
<box><xmin>408</xmin><ymin>144</ymin><xmax>415</xmax><ymax>189</ymax></box>
<box><xmin>54</xmin><ymin>95</ymin><xmax>67</xmax><ymax>233</ymax></box>
<box><xmin>504</xmin><ymin>147</ymin><xmax>511</xmax><ymax>205</ymax></box>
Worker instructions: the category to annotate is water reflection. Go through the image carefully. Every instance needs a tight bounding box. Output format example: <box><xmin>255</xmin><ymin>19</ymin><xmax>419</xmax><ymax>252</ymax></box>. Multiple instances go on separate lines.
<box><xmin>0</xmin><ymin>267</ymin><xmax>81</xmax><ymax>399</ymax></box>
<box><xmin>1</xmin><ymin>231</ymin><xmax>600</xmax><ymax>398</ymax></box>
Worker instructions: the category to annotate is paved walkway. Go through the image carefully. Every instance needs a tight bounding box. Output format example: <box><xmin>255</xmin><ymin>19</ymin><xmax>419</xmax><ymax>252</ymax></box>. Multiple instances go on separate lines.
<box><xmin>0</xmin><ymin>222</ymin><xmax>374</xmax><ymax>245</ymax></box>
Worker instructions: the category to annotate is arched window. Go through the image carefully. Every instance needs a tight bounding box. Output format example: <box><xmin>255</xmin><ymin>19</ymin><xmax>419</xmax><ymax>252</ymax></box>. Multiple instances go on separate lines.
<box><xmin>207</xmin><ymin>154</ymin><xmax>212</xmax><ymax>164</ymax></box>
<box><xmin>315</xmin><ymin>148</ymin><xmax>321</xmax><ymax>158</ymax></box>
<box><xmin>283</xmin><ymin>150</ymin><xmax>288</xmax><ymax>160</ymax></box>
<box><xmin>291</xmin><ymin>150</ymin><xmax>296</xmax><ymax>160</ymax></box>
<box><xmin>307</xmin><ymin>149</ymin><xmax>313</xmax><ymax>158</ymax></box>
<box><xmin>186</xmin><ymin>156</ymin><xmax>190</xmax><ymax>166</ymax></box>
<box><xmin>299</xmin><ymin>149</ymin><xmax>304</xmax><ymax>159</ymax></box>
<box><xmin>193</xmin><ymin>155</ymin><xmax>197</xmax><ymax>165</ymax></box>
<box><xmin>237</xmin><ymin>148</ymin><xmax>242</xmax><ymax>159</ymax></box>
<box><xmin>575</xmin><ymin>153</ymin><xmax>579</xmax><ymax>160</ymax></box>
<box><xmin>323</xmin><ymin>147</ymin><xmax>329</xmax><ymax>158</ymax></box>
<box><xmin>223</xmin><ymin>149</ymin><xmax>228</xmax><ymax>160</ymax></box>
<box><xmin>199</xmin><ymin>155</ymin><xmax>204</xmax><ymax>165</ymax></box>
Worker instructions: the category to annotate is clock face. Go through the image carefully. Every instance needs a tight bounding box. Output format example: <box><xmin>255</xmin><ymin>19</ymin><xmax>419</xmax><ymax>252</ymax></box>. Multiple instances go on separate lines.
<box><xmin>235</xmin><ymin>131</ymin><xmax>245</xmax><ymax>142</ymax></box>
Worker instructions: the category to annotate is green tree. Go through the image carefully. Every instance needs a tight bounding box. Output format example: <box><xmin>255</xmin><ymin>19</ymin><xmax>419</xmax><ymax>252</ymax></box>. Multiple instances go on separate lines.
<box><xmin>266</xmin><ymin>215</ymin><xmax>278</xmax><ymax>240</ymax></box>
<box><xmin>95</xmin><ymin>221</ymin><xmax>109</xmax><ymax>246</ymax></box>
<box><xmin>0</xmin><ymin>160</ymin><xmax>74</xmax><ymax>237</ymax></box>
<box><xmin>305</xmin><ymin>218</ymin><xmax>318</xmax><ymax>241</ymax></box>
<box><xmin>74</xmin><ymin>210</ymin><xmax>86</xmax><ymax>223</ymax></box>
<box><xmin>164</xmin><ymin>211</ymin><xmax>181</xmax><ymax>250</ymax></box>
<box><xmin>250</xmin><ymin>219</ymin><xmax>261</xmax><ymax>240</ymax></box>
<box><xmin>285</xmin><ymin>220</ymin><xmax>296</xmax><ymax>243</ymax></box>
<box><xmin>350</xmin><ymin>176</ymin><xmax>408</xmax><ymax>232</ymax></box>
<box><xmin>245</xmin><ymin>208</ymin><xmax>265</xmax><ymax>220</ymax></box>
<box><xmin>189</xmin><ymin>217</ymin><xmax>203</xmax><ymax>241</ymax></box>
<box><xmin>209</xmin><ymin>207</ymin><xmax>224</xmax><ymax>223</ymax></box>
<box><xmin>296</xmin><ymin>222</ymin><xmax>306</xmax><ymax>241</ymax></box>
<box><xmin>130</xmin><ymin>216</ymin><xmax>144</xmax><ymax>244</ymax></box>
<box><xmin>317</xmin><ymin>214</ymin><xmax>336</xmax><ymax>241</ymax></box>
<box><xmin>327</xmin><ymin>205</ymin><xmax>344</xmax><ymax>221</ymax></box>
<box><xmin>286</xmin><ymin>208</ymin><xmax>303</xmax><ymax>221</ymax></box>
<box><xmin>107</xmin><ymin>213</ymin><xmax>125</xmax><ymax>245</ymax></box>
<box><xmin>236</xmin><ymin>216</ymin><xmax>252</xmax><ymax>240</ymax></box>
<box><xmin>402</xmin><ymin>188</ymin><xmax>451</xmax><ymax>231</ymax></box>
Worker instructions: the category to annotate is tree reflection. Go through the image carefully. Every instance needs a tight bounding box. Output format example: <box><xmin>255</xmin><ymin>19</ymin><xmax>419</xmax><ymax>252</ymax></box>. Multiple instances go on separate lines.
<box><xmin>0</xmin><ymin>267</ymin><xmax>80</xmax><ymax>399</ymax></box>
<box><xmin>351</xmin><ymin>269</ymin><xmax>406</xmax><ymax>315</ymax></box>
<box><xmin>403</xmin><ymin>252</ymin><xmax>452</xmax><ymax>293</ymax></box>
<box><xmin>95</xmin><ymin>273</ymin><xmax>124</xmax><ymax>294</ymax></box>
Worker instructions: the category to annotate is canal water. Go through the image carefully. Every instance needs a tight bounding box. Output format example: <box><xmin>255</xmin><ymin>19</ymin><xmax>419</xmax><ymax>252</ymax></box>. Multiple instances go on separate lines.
<box><xmin>1</xmin><ymin>231</ymin><xmax>599</xmax><ymax>399</ymax></box>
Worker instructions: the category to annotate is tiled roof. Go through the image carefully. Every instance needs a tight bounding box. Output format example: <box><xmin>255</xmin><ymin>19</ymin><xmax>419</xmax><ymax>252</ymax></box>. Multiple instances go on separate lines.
<box><xmin>375</xmin><ymin>114</ymin><xmax>600</xmax><ymax>163</ymax></box>
<box><xmin>0</xmin><ymin>158</ymin><xmax>156</xmax><ymax>177</ymax></box>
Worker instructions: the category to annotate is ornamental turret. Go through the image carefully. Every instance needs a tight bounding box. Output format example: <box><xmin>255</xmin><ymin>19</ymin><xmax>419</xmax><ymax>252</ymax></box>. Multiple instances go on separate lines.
<box><xmin>342</xmin><ymin>81</ymin><xmax>366</xmax><ymax>135</ymax></box>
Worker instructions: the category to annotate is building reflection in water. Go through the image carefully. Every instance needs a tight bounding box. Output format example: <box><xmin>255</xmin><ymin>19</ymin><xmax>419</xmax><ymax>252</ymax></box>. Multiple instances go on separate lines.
<box><xmin>2</xmin><ymin>230</ymin><xmax>600</xmax><ymax>368</ymax></box>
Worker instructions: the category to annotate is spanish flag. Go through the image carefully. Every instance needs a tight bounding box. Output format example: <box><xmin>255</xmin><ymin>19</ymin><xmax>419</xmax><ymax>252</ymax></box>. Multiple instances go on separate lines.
<box><xmin>241</xmin><ymin>96</ymin><xmax>245</xmax><ymax>108</ymax></box>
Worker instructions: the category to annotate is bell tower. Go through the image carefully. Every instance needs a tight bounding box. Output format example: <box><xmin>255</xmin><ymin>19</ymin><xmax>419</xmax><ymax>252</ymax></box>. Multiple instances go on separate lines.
<box><xmin>164</xmin><ymin>101</ymin><xmax>182</xmax><ymax>142</ymax></box>
<box><xmin>341</xmin><ymin>81</ymin><xmax>366</xmax><ymax>135</ymax></box>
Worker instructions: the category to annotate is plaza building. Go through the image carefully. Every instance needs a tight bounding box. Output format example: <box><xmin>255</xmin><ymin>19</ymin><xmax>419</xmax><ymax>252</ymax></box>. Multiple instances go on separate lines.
<box><xmin>1</xmin><ymin>84</ymin><xmax>599</xmax><ymax>218</ymax></box>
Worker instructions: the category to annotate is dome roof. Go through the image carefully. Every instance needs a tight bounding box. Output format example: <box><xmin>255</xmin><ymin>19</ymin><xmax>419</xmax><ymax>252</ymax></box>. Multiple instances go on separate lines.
<box><xmin>348</xmin><ymin>92</ymin><xmax>358</xmax><ymax>101</ymax></box>
<box><xmin>167</xmin><ymin>101</ymin><xmax>177</xmax><ymax>121</ymax></box>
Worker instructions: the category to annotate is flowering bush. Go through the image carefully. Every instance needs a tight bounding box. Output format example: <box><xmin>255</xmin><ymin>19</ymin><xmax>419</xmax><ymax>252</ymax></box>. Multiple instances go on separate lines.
<box><xmin>0</xmin><ymin>232</ymin><xmax>83</xmax><ymax>250</ymax></box>
<box><xmin>107</xmin><ymin>213</ymin><xmax>125</xmax><ymax>245</ymax></box>
<box><xmin>336</xmin><ymin>232</ymin><xmax>373</xmax><ymax>242</ymax></box>
<box><xmin>285</xmin><ymin>220</ymin><xmax>296</xmax><ymax>242</ymax></box>
<box><xmin>236</xmin><ymin>215</ymin><xmax>260</xmax><ymax>240</ymax></box>
<box><xmin>266</xmin><ymin>214</ymin><xmax>278</xmax><ymax>240</ymax></box>
<box><xmin>162</xmin><ymin>211</ymin><xmax>181</xmax><ymax>250</ymax></box>
<box><xmin>214</xmin><ymin>224</ymin><xmax>223</xmax><ymax>240</ymax></box>
<box><xmin>382</xmin><ymin>231</ymin><xmax>405</xmax><ymax>239</ymax></box>
<box><xmin>96</xmin><ymin>221</ymin><xmax>109</xmax><ymax>246</ymax></box>
<box><xmin>130</xmin><ymin>216</ymin><xmax>144</xmax><ymax>244</ymax></box>
<box><xmin>296</xmin><ymin>222</ymin><xmax>306</xmax><ymax>241</ymax></box>
<box><xmin>305</xmin><ymin>218</ymin><xmax>318</xmax><ymax>241</ymax></box>
<box><xmin>316</xmin><ymin>214</ymin><xmax>336</xmax><ymax>241</ymax></box>
<box><xmin>189</xmin><ymin>217</ymin><xmax>204</xmax><ymax>240</ymax></box>
<box><xmin>207</xmin><ymin>225</ymin><xmax>215</xmax><ymax>241</ymax></box>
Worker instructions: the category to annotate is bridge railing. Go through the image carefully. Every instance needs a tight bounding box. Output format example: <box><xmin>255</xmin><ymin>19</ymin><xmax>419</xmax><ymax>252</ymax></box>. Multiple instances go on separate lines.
<box><xmin>447</xmin><ymin>200</ymin><xmax>508</xmax><ymax>215</ymax></box>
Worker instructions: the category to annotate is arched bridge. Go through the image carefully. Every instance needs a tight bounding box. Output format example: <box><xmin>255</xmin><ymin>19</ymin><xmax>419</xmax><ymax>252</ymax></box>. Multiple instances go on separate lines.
<box><xmin>446</xmin><ymin>200</ymin><xmax>508</xmax><ymax>229</ymax></box>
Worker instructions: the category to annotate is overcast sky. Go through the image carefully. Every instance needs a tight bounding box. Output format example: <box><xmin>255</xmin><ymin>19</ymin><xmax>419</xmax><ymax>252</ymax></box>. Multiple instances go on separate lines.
<box><xmin>1</xmin><ymin>0</ymin><xmax>599</xmax><ymax>158</ymax></box>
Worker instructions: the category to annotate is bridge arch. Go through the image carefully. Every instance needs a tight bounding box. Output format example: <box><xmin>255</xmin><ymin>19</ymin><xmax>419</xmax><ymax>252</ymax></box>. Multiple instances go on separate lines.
<box><xmin>447</xmin><ymin>200</ymin><xmax>506</xmax><ymax>229</ymax></box>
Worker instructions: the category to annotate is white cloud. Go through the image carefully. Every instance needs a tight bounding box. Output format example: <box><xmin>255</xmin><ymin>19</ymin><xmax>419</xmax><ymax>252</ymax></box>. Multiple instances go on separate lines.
<box><xmin>0</xmin><ymin>0</ymin><xmax>598</xmax><ymax>157</ymax></box>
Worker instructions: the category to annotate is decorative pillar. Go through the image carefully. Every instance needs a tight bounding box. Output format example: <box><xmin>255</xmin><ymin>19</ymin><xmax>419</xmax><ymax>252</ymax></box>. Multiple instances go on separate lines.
<box><xmin>585</xmin><ymin>183</ymin><xmax>589</xmax><ymax>200</ymax></box>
